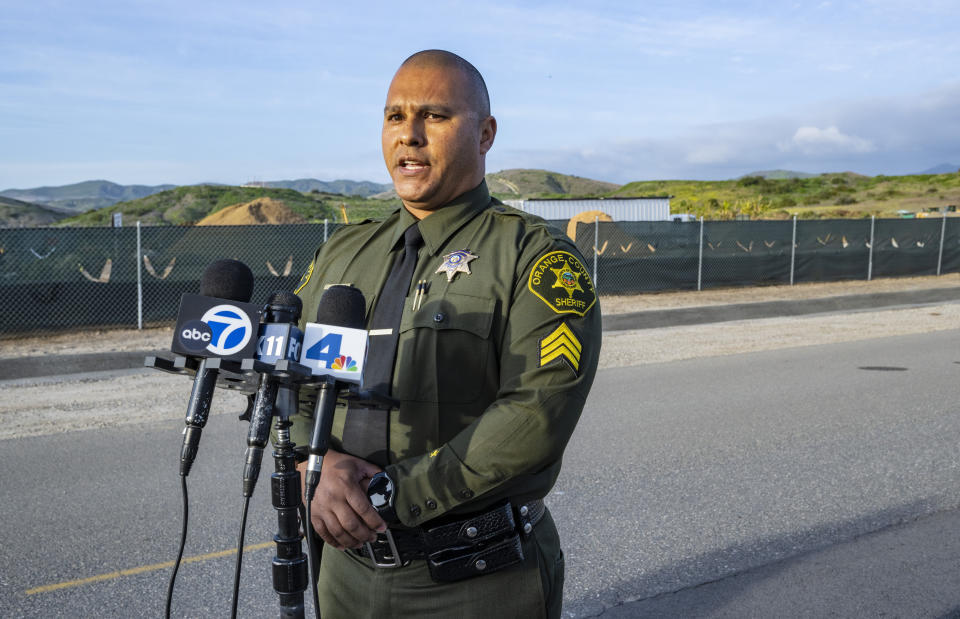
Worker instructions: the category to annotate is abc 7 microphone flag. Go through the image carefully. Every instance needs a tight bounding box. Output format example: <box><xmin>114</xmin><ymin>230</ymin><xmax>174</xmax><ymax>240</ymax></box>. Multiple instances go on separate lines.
<box><xmin>171</xmin><ymin>293</ymin><xmax>261</xmax><ymax>360</ymax></box>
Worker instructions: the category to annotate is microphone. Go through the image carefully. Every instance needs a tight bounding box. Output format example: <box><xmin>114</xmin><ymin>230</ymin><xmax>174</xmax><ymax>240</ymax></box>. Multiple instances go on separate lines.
<box><xmin>171</xmin><ymin>261</ymin><xmax>259</xmax><ymax>361</ymax></box>
<box><xmin>255</xmin><ymin>292</ymin><xmax>304</xmax><ymax>421</ymax></box>
<box><xmin>302</xmin><ymin>285</ymin><xmax>367</xmax><ymax>501</ymax></box>
<box><xmin>179</xmin><ymin>259</ymin><xmax>255</xmax><ymax>477</ymax></box>
<box><xmin>242</xmin><ymin>291</ymin><xmax>303</xmax><ymax>497</ymax></box>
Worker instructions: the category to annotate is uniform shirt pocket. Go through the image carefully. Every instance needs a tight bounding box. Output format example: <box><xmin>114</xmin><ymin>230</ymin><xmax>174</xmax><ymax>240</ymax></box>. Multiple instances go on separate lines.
<box><xmin>397</xmin><ymin>291</ymin><xmax>497</xmax><ymax>404</ymax></box>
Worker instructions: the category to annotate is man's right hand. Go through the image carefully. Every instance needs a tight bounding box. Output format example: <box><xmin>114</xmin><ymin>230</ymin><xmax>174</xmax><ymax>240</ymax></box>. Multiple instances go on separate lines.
<box><xmin>298</xmin><ymin>449</ymin><xmax>387</xmax><ymax>550</ymax></box>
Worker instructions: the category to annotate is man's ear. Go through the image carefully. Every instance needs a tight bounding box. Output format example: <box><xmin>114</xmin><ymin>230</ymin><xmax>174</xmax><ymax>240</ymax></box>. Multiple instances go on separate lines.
<box><xmin>479</xmin><ymin>116</ymin><xmax>497</xmax><ymax>155</ymax></box>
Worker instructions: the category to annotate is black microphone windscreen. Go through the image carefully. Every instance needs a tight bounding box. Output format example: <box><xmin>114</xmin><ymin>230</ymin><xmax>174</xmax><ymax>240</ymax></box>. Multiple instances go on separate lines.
<box><xmin>315</xmin><ymin>285</ymin><xmax>366</xmax><ymax>329</ymax></box>
<box><xmin>266</xmin><ymin>290</ymin><xmax>303</xmax><ymax>323</ymax></box>
<box><xmin>199</xmin><ymin>259</ymin><xmax>255</xmax><ymax>302</ymax></box>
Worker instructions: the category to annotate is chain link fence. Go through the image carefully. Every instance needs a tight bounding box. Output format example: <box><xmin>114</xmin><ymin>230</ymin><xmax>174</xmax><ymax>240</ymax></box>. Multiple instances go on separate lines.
<box><xmin>2</xmin><ymin>217</ymin><xmax>958</xmax><ymax>335</ymax></box>
<box><xmin>0</xmin><ymin>222</ymin><xmax>340</xmax><ymax>336</ymax></box>
<box><xmin>570</xmin><ymin>216</ymin><xmax>960</xmax><ymax>295</ymax></box>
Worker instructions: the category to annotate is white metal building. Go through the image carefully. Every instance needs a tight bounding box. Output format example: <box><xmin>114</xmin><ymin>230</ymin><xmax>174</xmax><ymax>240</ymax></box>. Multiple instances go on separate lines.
<box><xmin>501</xmin><ymin>197</ymin><xmax>672</xmax><ymax>221</ymax></box>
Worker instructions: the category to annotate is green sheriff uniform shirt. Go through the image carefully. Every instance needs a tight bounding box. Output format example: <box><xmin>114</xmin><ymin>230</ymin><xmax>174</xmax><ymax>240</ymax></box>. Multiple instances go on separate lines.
<box><xmin>291</xmin><ymin>181</ymin><xmax>600</xmax><ymax>528</ymax></box>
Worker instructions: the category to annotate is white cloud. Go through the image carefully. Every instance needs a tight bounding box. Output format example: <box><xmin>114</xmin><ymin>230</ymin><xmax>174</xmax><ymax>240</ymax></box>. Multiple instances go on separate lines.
<box><xmin>494</xmin><ymin>83</ymin><xmax>960</xmax><ymax>182</ymax></box>
<box><xmin>780</xmin><ymin>126</ymin><xmax>877</xmax><ymax>154</ymax></box>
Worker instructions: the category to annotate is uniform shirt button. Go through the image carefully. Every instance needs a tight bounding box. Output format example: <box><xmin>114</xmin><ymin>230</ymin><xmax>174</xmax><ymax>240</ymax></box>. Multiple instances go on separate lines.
<box><xmin>425</xmin><ymin>499</ymin><xmax>437</xmax><ymax>510</ymax></box>
<box><xmin>459</xmin><ymin>489</ymin><xmax>474</xmax><ymax>499</ymax></box>
<box><xmin>409</xmin><ymin>504</ymin><xmax>421</xmax><ymax>517</ymax></box>
<box><xmin>433</xmin><ymin>312</ymin><xmax>445</xmax><ymax>323</ymax></box>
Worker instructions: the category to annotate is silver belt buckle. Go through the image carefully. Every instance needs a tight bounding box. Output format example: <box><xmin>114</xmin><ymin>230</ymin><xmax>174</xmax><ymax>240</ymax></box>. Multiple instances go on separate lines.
<box><xmin>365</xmin><ymin>529</ymin><xmax>402</xmax><ymax>568</ymax></box>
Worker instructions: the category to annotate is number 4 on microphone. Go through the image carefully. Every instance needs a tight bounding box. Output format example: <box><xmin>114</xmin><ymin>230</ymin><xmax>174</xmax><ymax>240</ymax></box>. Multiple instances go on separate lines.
<box><xmin>305</xmin><ymin>332</ymin><xmax>342</xmax><ymax>368</ymax></box>
<box><xmin>300</xmin><ymin>323</ymin><xmax>368</xmax><ymax>385</ymax></box>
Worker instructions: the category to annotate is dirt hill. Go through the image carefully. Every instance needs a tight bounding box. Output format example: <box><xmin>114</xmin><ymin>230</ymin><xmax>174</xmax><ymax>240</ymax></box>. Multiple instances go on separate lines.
<box><xmin>195</xmin><ymin>197</ymin><xmax>306</xmax><ymax>225</ymax></box>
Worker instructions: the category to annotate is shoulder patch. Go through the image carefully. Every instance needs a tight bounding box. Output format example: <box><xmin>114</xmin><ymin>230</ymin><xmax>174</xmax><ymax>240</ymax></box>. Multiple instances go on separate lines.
<box><xmin>527</xmin><ymin>251</ymin><xmax>596</xmax><ymax>316</ymax></box>
<box><xmin>539</xmin><ymin>322</ymin><xmax>582</xmax><ymax>373</ymax></box>
<box><xmin>294</xmin><ymin>260</ymin><xmax>314</xmax><ymax>294</ymax></box>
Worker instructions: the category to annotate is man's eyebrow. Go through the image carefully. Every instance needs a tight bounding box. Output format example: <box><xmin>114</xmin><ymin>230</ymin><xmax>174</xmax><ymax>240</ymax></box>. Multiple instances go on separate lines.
<box><xmin>383</xmin><ymin>103</ymin><xmax>458</xmax><ymax>115</ymax></box>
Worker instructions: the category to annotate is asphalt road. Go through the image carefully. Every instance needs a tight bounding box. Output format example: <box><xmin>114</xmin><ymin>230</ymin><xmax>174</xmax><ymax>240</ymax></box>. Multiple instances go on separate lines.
<box><xmin>2</xmin><ymin>330</ymin><xmax>960</xmax><ymax>617</ymax></box>
<box><xmin>556</xmin><ymin>329</ymin><xmax>960</xmax><ymax>617</ymax></box>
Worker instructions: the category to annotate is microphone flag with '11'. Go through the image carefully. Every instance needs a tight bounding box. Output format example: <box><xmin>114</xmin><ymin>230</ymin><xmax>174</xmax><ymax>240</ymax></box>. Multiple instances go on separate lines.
<box><xmin>242</xmin><ymin>291</ymin><xmax>303</xmax><ymax>497</ymax></box>
<box><xmin>303</xmin><ymin>285</ymin><xmax>368</xmax><ymax>502</ymax></box>
<box><xmin>256</xmin><ymin>292</ymin><xmax>303</xmax><ymax>364</ymax></box>
<box><xmin>255</xmin><ymin>291</ymin><xmax>304</xmax><ymax>421</ymax></box>
<box><xmin>177</xmin><ymin>259</ymin><xmax>255</xmax><ymax>477</ymax></box>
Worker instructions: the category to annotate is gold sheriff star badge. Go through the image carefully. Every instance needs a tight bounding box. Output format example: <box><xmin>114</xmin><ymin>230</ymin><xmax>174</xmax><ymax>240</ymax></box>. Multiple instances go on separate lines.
<box><xmin>436</xmin><ymin>250</ymin><xmax>478</xmax><ymax>282</ymax></box>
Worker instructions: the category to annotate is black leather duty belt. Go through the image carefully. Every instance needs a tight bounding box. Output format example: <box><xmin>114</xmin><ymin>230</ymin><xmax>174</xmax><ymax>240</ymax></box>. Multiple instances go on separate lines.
<box><xmin>354</xmin><ymin>499</ymin><xmax>545</xmax><ymax>583</ymax></box>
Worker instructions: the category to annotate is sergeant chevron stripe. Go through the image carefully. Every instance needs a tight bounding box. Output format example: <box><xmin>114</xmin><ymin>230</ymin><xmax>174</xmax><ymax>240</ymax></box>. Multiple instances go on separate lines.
<box><xmin>539</xmin><ymin>322</ymin><xmax>581</xmax><ymax>372</ymax></box>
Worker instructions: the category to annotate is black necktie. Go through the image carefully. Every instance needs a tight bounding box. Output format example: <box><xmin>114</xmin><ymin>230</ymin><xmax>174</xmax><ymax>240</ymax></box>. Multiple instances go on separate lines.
<box><xmin>342</xmin><ymin>222</ymin><xmax>422</xmax><ymax>465</ymax></box>
<box><xmin>363</xmin><ymin>222</ymin><xmax>423</xmax><ymax>395</ymax></box>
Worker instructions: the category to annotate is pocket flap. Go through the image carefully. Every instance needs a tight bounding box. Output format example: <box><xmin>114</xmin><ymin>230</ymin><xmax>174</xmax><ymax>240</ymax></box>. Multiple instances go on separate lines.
<box><xmin>401</xmin><ymin>292</ymin><xmax>495</xmax><ymax>338</ymax></box>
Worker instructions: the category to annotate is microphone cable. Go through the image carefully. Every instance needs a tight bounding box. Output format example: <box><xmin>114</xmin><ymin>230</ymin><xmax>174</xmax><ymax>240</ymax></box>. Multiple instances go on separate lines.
<box><xmin>165</xmin><ymin>259</ymin><xmax>255</xmax><ymax>617</ymax></box>
<box><xmin>303</xmin><ymin>494</ymin><xmax>321</xmax><ymax>617</ymax></box>
<box><xmin>164</xmin><ymin>476</ymin><xmax>189</xmax><ymax>619</ymax></box>
<box><xmin>231</xmin><ymin>291</ymin><xmax>305</xmax><ymax>617</ymax></box>
<box><xmin>300</xmin><ymin>285</ymin><xmax>369</xmax><ymax>618</ymax></box>
<box><xmin>230</xmin><ymin>495</ymin><xmax>252</xmax><ymax>619</ymax></box>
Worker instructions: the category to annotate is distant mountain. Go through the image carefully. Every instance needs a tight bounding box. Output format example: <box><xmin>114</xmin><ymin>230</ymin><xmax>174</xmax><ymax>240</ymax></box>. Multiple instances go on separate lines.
<box><xmin>917</xmin><ymin>163</ymin><xmax>959</xmax><ymax>175</ymax></box>
<box><xmin>486</xmin><ymin>169</ymin><xmax>619</xmax><ymax>198</ymax></box>
<box><xmin>0</xmin><ymin>178</ymin><xmax>390</xmax><ymax>218</ymax></box>
<box><xmin>0</xmin><ymin>180</ymin><xmax>176</xmax><ymax>212</ymax></box>
<box><xmin>739</xmin><ymin>170</ymin><xmax>818</xmax><ymax>180</ymax></box>
<box><xmin>0</xmin><ymin>195</ymin><xmax>71</xmax><ymax>227</ymax></box>
<box><xmin>261</xmin><ymin>178</ymin><xmax>391</xmax><ymax>197</ymax></box>
<box><xmin>57</xmin><ymin>185</ymin><xmax>339</xmax><ymax>226</ymax></box>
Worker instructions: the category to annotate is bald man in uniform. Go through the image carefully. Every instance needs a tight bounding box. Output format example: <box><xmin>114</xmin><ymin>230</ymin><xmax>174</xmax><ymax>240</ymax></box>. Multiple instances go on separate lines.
<box><xmin>291</xmin><ymin>49</ymin><xmax>601</xmax><ymax>618</ymax></box>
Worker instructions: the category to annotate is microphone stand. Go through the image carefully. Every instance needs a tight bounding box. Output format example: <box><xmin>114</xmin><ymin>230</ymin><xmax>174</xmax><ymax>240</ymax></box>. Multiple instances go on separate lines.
<box><xmin>240</xmin><ymin>358</ymin><xmax>312</xmax><ymax>619</ymax></box>
<box><xmin>271</xmin><ymin>416</ymin><xmax>309</xmax><ymax>619</ymax></box>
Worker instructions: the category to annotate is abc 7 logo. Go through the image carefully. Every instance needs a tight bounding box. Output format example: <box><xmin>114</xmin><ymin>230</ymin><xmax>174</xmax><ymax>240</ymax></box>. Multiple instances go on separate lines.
<box><xmin>181</xmin><ymin>305</ymin><xmax>253</xmax><ymax>355</ymax></box>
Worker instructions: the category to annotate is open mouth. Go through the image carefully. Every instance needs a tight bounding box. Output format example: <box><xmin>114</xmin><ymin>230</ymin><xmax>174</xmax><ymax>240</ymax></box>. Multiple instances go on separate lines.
<box><xmin>400</xmin><ymin>159</ymin><xmax>428</xmax><ymax>170</ymax></box>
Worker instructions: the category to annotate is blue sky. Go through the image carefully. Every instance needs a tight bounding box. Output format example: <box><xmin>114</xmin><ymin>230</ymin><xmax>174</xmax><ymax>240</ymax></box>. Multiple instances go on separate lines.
<box><xmin>1</xmin><ymin>0</ymin><xmax>958</xmax><ymax>189</ymax></box>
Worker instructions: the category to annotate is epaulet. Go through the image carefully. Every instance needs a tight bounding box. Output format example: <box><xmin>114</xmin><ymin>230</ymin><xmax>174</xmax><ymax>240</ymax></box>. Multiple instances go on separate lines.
<box><xmin>327</xmin><ymin>217</ymin><xmax>386</xmax><ymax>239</ymax></box>
<box><xmin>487</xmin><ymin>199</ymin><xmax>571</xmax><ymax>247</ymax></box>
<box><xmin>487</xmin><ymin>199</ymin><xmax>542</xmax><ymax>223</ymax></box>
<box><xmin>341</xmin><ymin>217</ymin><xmax>381</xmax><ymax>227</ymax></box>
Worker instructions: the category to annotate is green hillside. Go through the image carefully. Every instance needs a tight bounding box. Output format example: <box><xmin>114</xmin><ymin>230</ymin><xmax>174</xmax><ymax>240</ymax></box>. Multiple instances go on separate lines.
<box><xmin>486</xmin><ymin>169</ymin><xmax>620</xmax><ymax>198</ymax></box>
<box><xmin>15</xmin><ymin>169</ymin><xmax>960</xmax><ymax>227</ymax></box>
<box><xmin>0</xmin><ymin>196</ymin><xmax>70</xmax><ymax>227</ymax></box>
<box><xmin>613</xmin><ymin>171</ymin><xmax>960</xmax><ymax>219</ymax></box>
<box><xmin>55</xmin><ymin>185</ymin><xmax>390</xmax><ymax>226</ymax></box>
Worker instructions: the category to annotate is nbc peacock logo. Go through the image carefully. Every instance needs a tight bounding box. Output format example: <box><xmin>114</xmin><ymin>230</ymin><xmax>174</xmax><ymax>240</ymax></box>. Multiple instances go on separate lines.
<box><xmin>331</xmin><ymin>355</ymin><xmax>359</xmax><ymax>371</ymax></box>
